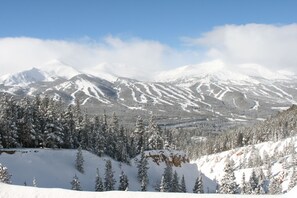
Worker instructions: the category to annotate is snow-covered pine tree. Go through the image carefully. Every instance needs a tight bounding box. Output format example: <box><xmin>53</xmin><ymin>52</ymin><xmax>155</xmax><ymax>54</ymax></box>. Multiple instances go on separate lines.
<box><xmin>162</xmin><ymin>163</ymin><xmax>173</xmax><ymax>192</ymax></box>
<box><xmin>193</xmin><ymin>175</ymin><xmax>204</xmax><ymax>193</ymax></box>
<box><xmin>137</xmin><ymin>147</ymin><xmax>149</xmax><ymax>191</ymax></box>
<box><xmin>0</xmin><ymin>163</ymin><xmax>11</xmax><ymax>183</ymax></box>
<box><xmin>180</xmin><ymin>175</ymin><xmax>187</xmax><ymax>193</ymax></box>
<box><xmin>269</xmin><ymin>177</ymin><xmax>282</xmax><ymax>194</ymax></box>
<box><xmin>75</xmin><ymin>145</ymin><xmax>84</xmax><ymax>173</ymax></box>
<box><xmin>147</xmin><ymin>115</ymin><xmax>164</xmax><ymax>150</ymax></box>
<box><xmin>240</xmin><ymin>172</ymin><xmax>247</xmax><ymax>194</ymax></box>
<box><xmin>71</xmin><ymin>174</ymin><xmax>82</xmax><ymax>191</ymax></box>
<box><xmin>32</xmin><ymin>177</ymin><xmax>37</xmax><ymax>187</ymax></box>
<box><xmin>257</xmin><ymin>168</ymin><xmax>267</xmax><ymax>194</ymax></box>
<box><xmin>95</xmin><ymin>168</ymin><xmax>104</xmax><ymax>192</ymax></box>
<box><xmin>219</xmin><ymin>159</ymin><xmax>238</xmax><ymax>194</ymax></box>
<box><xmin>249</xmin><ymin>169</ymin><xmax>259</xmax><ymax>194</ymax></box>
<box><xmin>160</xmin><ymin>175</ymin><xmax>165</xmax><ymax>192</ymax></box>
<box><xmin>104</xmin><ymin>160</ymin><xmax>116</xmax><ymax>191</ymax></box>
<box><xmin>289</xmin><ymin>166</ymin><xmax>297</xmax><ymax>191</ymax></box>
<box><xmin>118</xmin><ymin>171</ymin><xmax>129</xmax><ymax>191</ymax></box>
<box><xmin>171</xmin><ymin>171</ymin><xmax>180</xmax><ymax>192</ymax></box>
<box><xmin>133</xmin><ymin>116</ymin><xmax>146</xmax><ymax>154</ymax></box>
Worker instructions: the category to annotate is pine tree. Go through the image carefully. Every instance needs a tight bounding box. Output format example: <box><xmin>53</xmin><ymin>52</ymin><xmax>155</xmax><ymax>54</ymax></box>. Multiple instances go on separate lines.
<box><xmin>269</xmin><ymin>177</ymin><xmax>282</xmax><ymax>194</ymax></box>
<box><xmin>104</xmin><ymin>160</ymin><xmax>116</xmax><ymax>191</ymax></box>
<box><xmin>289</xmin><ymin>166</ymin><xmax>297</xmax><ymax>191</ymax></box>
<box><xmin>147</xmin><ymin>115</ymin><xmax>164</xmax><ymax>150</ymax></box>
<box><xmin>240</xmin><ymin>172</ymin><xmax>247</xmax><ymax>194</ymax></box>
<box><xmin>162</xmin><ymin>163</ymin><xmax>173</xmax><ymax>192</ymax></box>
<box><xmin>118</xmin><ymin>171</ymin><xmax>129</xmax><ymax>191</ymax></box>
<box><xmin>180</xmin><ymin>175</ymin><xmax>187</xmax><ymax>193</ymax></box>
<box><xmin>0</xmin><ymin>163</ymin><xmax>11</xmax><ymax>184</ymax></box>
<box><xmin>95</xmin><ymin>168</ymin><xmax>104</xmax><ymax>191</ymax></box>
<box><xmin>249</xmin><ymin>169</ymin><xmax>259</xmax><ymax>194</ymax></box>
<box><xmin>171</xmin><ymin>171</ymin><xmax>180</xmax><ymax>192</ymax></box>
<box><xmin>71</xmin><ymin>174</ymin><xmax>82</xmax><ymax>191</ymax></box>
<box><xmin>257</xmin><ymin>168</ymin><xmax>267</xmax><ymax>194</ymax></box>
<box><xmin>75</xmin><ymin>145</ymin><xmax>84</xmax><ymax>173</ymax></box>
<box><xmin>193</xmin><ymin>175</ymin><xmax>204</xmax><ymax>193</ymax></box>
<box><xmin>160</xmin><ymin>175</ymin><xmax>165</xmax><ymax>192</ymax></box>
<box><xmin>133</xmin><ymin>116</ymin><xmax>146</xmax><ymax>154</ymax></box>
<box><xmin>219</xmin><ymin>160</ymin><xmax>238</xmax><ymax>194</ymax></box>
<box><xmin>137</xmin><ymin>147</ymin><xmax>149</xmax><ymax>191</ymax></box>
<box><xmin>32</xmin><ymin>177</ymin><xmax>37</xmax><ymax>187</ymax></box>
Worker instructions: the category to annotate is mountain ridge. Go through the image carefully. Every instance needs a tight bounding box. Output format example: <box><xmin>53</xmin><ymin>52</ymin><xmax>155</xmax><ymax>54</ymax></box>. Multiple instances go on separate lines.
<box><xmin>1</xmin><ymin>61</ymin><xmax>297</xmax><ymax>130</ymax></box>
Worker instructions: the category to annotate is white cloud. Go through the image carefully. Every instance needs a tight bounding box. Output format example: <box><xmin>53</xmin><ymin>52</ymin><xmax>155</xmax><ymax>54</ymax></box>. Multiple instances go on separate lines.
<box><xmin>1</xmin><ymin>24</ymin><xmax>297</xmax><ymax>81</ymax></box>
<box><xmin>0</xmin><ymin>36</ymin><xmax>198</xmax><ymax>81</ymax></box>
<box><xmin>183</xmin><ymin>24</ymin><xmax>297</xmax><ymax>73</ymax></box>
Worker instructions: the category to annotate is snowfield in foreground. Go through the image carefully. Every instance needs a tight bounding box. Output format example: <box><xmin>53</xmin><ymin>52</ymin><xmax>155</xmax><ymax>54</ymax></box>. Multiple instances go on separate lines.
<box><xmin>0</xmin><ymin>182</ymin><xmax>286</xmax><ymax>198</ymax></box>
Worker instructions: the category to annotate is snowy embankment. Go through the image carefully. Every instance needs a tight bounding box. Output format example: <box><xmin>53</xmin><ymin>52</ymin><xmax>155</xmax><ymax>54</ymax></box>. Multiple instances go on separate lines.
<box><xmin>0</xmin><ymin>182</ymin><xmax>281</xmax><ymax>198</ymax></box>
<box><xmin>195</xmin><ymin>136</ymin><xmax>297</xmax><ymax>193</ymax></box>
<box><xmin>0</xmin><ymin>149</ymin><xmax>199</xmax><ymax>191</ymax></box>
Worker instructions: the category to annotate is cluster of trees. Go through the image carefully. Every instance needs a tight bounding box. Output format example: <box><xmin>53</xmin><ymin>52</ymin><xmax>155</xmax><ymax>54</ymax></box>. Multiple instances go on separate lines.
<box><xmin>186</xmin><ymin>105</ymin><xmax>297</xmax><ymax>159</ymax></box>
<box><xmin>0</xmin><ymin>95</ymin><xmax>176</xmax><ymax>162</ymax></box>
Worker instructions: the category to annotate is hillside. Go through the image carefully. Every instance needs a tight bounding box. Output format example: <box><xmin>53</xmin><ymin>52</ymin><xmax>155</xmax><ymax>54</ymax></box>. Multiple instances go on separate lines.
<box><xmin>195</xmin><ymin>135</ymin><xmax>297</xmax><ymax>193</ymax></box>
<box><xmin>0</xmin><ymin>149</ymin><xmax>200</xmax><ymax>192</ymax></box>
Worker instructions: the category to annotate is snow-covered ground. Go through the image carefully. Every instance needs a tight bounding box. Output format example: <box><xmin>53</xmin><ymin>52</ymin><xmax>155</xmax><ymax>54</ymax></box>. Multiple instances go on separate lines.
<box><xmin>0</xmin><ymin>149</ymin><xmax>199</xmax><ymax>192</ymax></box>
<box><xmin>0</xmin><ymin>182</ymin><xmax>282</xmax><ymax>198</ymax></box>
<box><xmin>196</xmin><ymin>136</ymin><xmax>297</xmax><ymax>193</ymax></box>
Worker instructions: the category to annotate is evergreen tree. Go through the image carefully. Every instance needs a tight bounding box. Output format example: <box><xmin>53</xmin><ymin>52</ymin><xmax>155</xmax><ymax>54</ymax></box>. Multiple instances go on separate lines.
<box><xmin>219</xmin><ymin>160</ymin><xmax>238</xmax><ymax>194</ymax></box>
<box><xmin>137</xmin><ymin>147</ymin><xmax>149</xmax><ymax>191</ymax></box>
<box><xmin>193</xmin><ymin>175</ymin><xmax>204</xmax><ymax>193</ymax></box>
<box><xmin>249</xmin><ymin>169</ymin><xmax>259</xmax><ymax>194</ymax></box>
<box><xmin>95</xmin><ymin>168</ymin><xmax>104</xmax><ymax>192</ymax></box>
<box><xmin>180</xmin><ymin>175</ymin><xmax>187</xmax><ymax>193</ymax></box>
<box><xmin>289</xmin><ymin>166</ymin><xmax>297</xmax><ymax>191</ymax></box>
<box><xmin>171</xmin><ymin>171</ymin><xmax>180</xmax><ymax>192</ymax></box>
<box><xmin>75</xmin><ymin>145</ymin><xmax>84</xmax><ymax>173</ymax></box>
<box><xmin>71</xmin><ymin>174</ymin><xmax>82</xmax><ymax>191</ymax></box>
<box><xmin>162</xmin><ymin>163</ymin><xmax>173</xmax><ymax>192</ymax></box>
<box><xmin>118</xmin><ymin>171</ymin><xmax>129</xmax><ymax>191</ymax></box>
<box><xmin>240</xmin><ymin>172</ymin><xmax>247</xmax><ymax>194</ymax></box>
<box><xmin>32</xmin><ymin>177</ymin><xmax>37</xmax><ymax>187</ymax></box>
<box><xmin>257</xmin><ymin>168</ymin><xmax>267</xmax><ymax>194</ymax></box>
<box><xmin>133</xmin><ymin>116</ymin><xmax>146</xmax><ymax>154</ymax></box>
<box><xmin>269</xmin><ymin>177</ymin><xmax>282</xmax><ymax>194</ymax></box>
<box><xmin>0</xmin><ymin>163</ymin><xmax>11</xmax><ymax>184</ymax></box>
<box><xmin>147</xmin><ymin>116</ymin><xmax>164</xmax><ymax>150</ymax></box>
<box><xmin>104</xmin><ymin>160</ymin><xmax>116</xmax><ymax>191</ymax></box>
<box><xmin>160</xmin><ymin>175</ymin><xmax>165</xmax><ymax>192</ymax></box>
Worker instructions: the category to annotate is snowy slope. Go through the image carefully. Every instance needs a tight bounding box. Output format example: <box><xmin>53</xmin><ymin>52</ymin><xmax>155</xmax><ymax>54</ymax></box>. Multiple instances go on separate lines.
<box><xmin>0</xmin><ymin>67</ymin><xmax>54</xmax><ymax>86</ymax></box>
<box><xmin>195</xmin><ymin>136</ymin><xmax>297</xmax><ymax>193</ymax></box>
<box><xmin>0</xmin><ymin>182</ymin><xmax>281</xmax><ymax>198</ymax></box>
<box><xmin>0</xmin><ymin>149</ymin><xmax>199</xmax><ymax>192</ymax></box>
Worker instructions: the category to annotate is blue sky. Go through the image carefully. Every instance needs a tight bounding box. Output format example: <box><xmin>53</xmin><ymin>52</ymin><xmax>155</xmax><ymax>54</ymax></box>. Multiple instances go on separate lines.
<box><xmin>1</xmin><ymin>0</ymin><xmax>297</xmax><ymax>47</ymax></box>
<box><xmin>0</xmin><ymin>0</ymin><xmax>297</xmax><ymax>80</ymax></box>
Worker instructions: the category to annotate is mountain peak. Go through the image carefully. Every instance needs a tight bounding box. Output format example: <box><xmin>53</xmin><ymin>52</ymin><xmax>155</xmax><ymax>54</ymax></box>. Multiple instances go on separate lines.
<box><xmin>155</xmin><ymin>60</ymin><xmax>296</xmax><ymax>83</ymax></box>
<box><xmin>0</xmin><ymin>67</ymin><xmax>53</xmax><ymax>86</ymax></box>
<box><xmin>37</xmin><ymin>59</ymin><xmax>81</xmax><ymax>80</ymax></box>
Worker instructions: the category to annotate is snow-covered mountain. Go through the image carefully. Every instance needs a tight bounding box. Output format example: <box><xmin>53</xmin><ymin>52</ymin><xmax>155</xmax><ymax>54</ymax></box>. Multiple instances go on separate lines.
<box><xmin>1</xmin><ymin>61</ymin><xmax>297</xmax><ymax>129</ymax></box>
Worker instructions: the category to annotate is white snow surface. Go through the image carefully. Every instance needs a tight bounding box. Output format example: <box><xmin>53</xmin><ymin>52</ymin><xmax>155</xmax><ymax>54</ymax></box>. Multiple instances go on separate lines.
<box><xmin>195</xmin><ymin>136</ymin><xmax>297</xmax><ymax>194</ymax></box>
<box><xmin>0</xmin><ymin>182</ymin><xmax>282</xmax><ymax>198</ymax></box>
<box><xmin>0</xmin><ymin>149</ymin><xmax>198</xmax><ymax>192</ymax></box>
